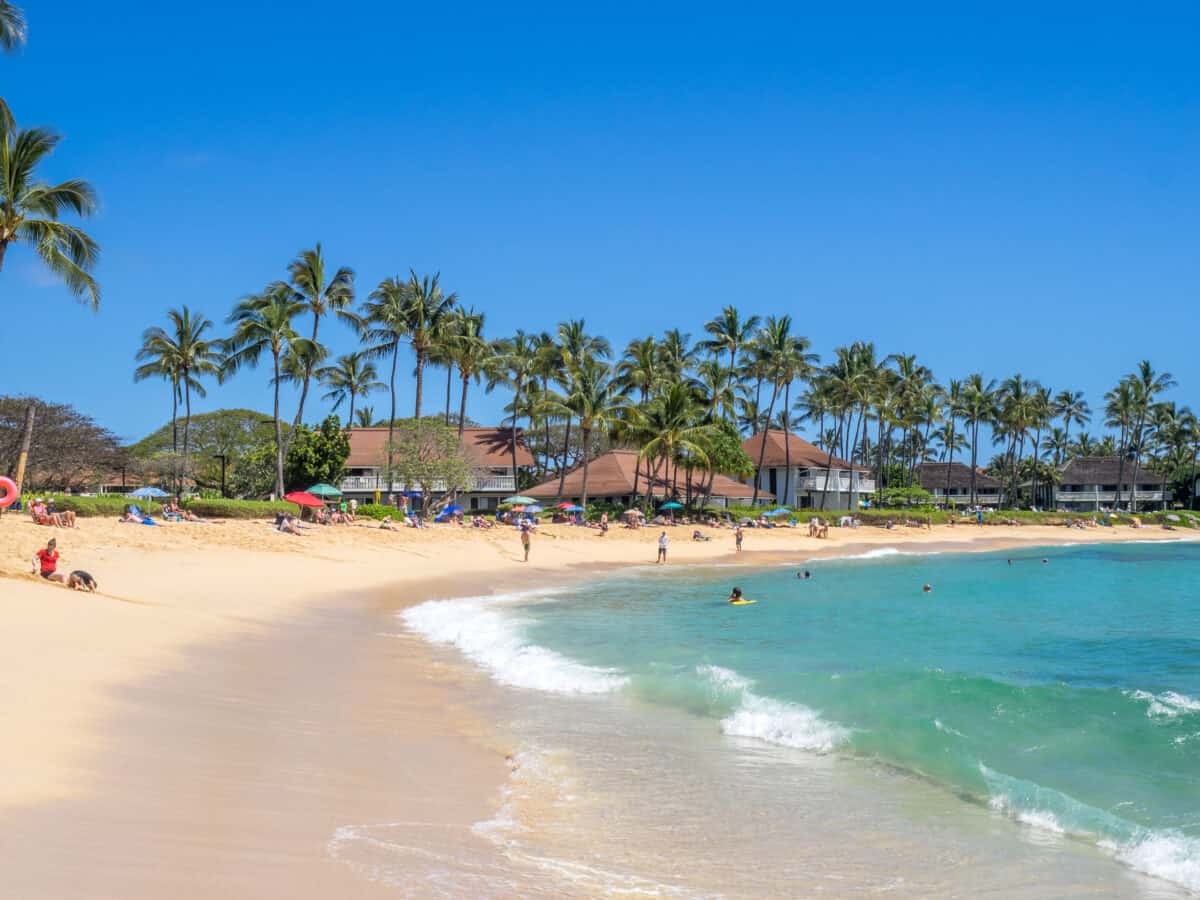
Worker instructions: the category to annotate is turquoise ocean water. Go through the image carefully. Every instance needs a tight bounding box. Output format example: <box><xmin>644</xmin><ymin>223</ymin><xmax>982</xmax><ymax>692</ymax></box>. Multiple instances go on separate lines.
<box><xmin>404</xmin><ymin>541</ymin><xmax>1200</xmax><ymax>895</ymax></box>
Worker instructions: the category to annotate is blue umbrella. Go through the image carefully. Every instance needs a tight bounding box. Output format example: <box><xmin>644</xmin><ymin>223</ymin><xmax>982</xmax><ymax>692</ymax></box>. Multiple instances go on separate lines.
<box><xmin>764</xmin><ymin>507</ymin><xmax>791</xmax><ymax>516</ymax></box>
<box><xmin>525</xmin><ymin>504</ymin><xmax>544</xmax><ymax>513</ymax></box>
<box><xmin>660</xmin><ymin>501</ymin><xmax>684</xmax><ymax>510</ymax></box>
<box><xmin>444</xmin><ymin>504</ymin><xmax>465</xmax><ymax>514</ymax></box>
<box><xmin>130</xmin><ymin>486</ymin><xmax>169</xmax><ymax>499</ymax></box>
<box><xmin>564</xmin><ymin>505</ymin><xmax>584</xmax><ymax>512</ymax></box>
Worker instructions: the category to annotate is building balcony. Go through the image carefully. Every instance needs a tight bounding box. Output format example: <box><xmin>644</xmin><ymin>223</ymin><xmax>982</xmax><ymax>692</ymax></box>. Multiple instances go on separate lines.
<box><xmin>1056</xmin><ymin>489</ymin><xmax>1166</xmax><ymax>503</ymax></box>
<box><xmin>795</xmin><ymin>475</ymin><xmax>875</xmax><ymax>493</ymax></box>
<box><xmin>339</xmin><ymin>473</ymin><xmax>515</xmax><ymax>494</ymax></box>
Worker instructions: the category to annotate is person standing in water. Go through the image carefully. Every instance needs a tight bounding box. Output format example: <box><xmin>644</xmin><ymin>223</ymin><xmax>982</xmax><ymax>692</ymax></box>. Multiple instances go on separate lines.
<box><xmin>520</xmin><ymin>522</ymin><xmax>531</xmax><ymax>562</ymax></box>
<box><xmin>657</xmin><ymin>531</ymin><xmax>669</xmax><ymax>564</ymax></box>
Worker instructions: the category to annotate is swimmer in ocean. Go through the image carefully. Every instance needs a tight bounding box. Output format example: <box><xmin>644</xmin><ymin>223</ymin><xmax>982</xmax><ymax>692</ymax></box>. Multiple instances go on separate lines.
<box><xmin>728</xmin><ymin>587</ymin><xmax>744</xmax><ymax>603</ymax></box>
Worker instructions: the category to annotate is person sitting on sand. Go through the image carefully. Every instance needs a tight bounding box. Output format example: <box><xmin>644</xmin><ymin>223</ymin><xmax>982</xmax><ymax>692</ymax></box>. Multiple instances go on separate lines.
<box><xmin>45</xmin><ymin>499</ymin><xmax>77</xmax><ymax>528</ymax></box>
<box><xmin>277</xmin><ymin>514</ymin><xmax>303</xmax><ymax>536</ymax></box>
<box><xmin>728</xmin><ymin>586</ymin><xmax>744</xmax><ymax>604</ymax></box>
<box><xmin>68</xmin><ymin>570</ymin><xmax>98</xmax><ymax>592</ymax></box>
<box><xmin>119</xmin><ymin>507</ymin><xmax>142</xmax><ymax>524</ymax></box>
<box><xmin>380</xmin><ymin>515</ymin><xmax>395</xmax><ymax>530</ymax></box>
<box><xmin>32</xmin><ymin>538</ymin><xmax>65</xmax><ymax>584</ymax></box>
<box><xmin>692</xmin><ymin>529</ymin><xmax>711</xmax><ymax>542</ymax></box>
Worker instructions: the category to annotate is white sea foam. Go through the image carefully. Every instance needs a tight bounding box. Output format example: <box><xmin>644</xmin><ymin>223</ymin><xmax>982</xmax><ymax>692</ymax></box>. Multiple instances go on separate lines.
<box><xmin>1127</xmin><ymin>689</ymin><xmax>1200</xmax><ymax>719</ymax></box>
<box><xmin>810</xmin><ymin>546</ymin><xmax>942</xmax><ymax>563</ymax></box>
<box><xmin>933</xmin><ymin>718</ymin><xmax>967</xmax><ymax>738</ymax></box>
<box><xmin>697</xmin><ymin>664</ymin><xmax>849</xmax><ymax>753</ymax></box>
<box><xmin>983</xmin><ymin>764</ymin><xmax>1200</xmax><ymax>894</ymax></box>
<box><xmin>402</xmin><ymin>596</ymin><xmax>628</xmax><ymax>695</ymax></box>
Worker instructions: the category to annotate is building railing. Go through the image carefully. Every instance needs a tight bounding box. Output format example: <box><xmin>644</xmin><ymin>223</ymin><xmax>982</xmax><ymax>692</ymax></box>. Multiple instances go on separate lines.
<box><xmin>1055</xmin><ymin>489</ymin><xmax>1166</xmax><ymax>502</ymax></box>
<box><xmin>795</xmin><ymin>475</ymin><xmax>876</xmax><ymax>493</ymax></box>
<box><xmin>340</xmin><ymin>473</ymin><xmax>515</xmax><ymax>493</ymax></box>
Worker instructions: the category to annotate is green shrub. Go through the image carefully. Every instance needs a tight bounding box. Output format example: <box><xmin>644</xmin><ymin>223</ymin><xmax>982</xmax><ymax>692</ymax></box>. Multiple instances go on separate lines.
<box><xmin>182</xmin><ymin>498</ymin><xmax>293</xmax><ymax>519</ymax></box>
<box><xmin>44</xmin><ymin>494</ymin><xmax>163</xmax><ymax>517</ymax></box>
<box><xmin>355</xmin><ymin>503</ymin><xmax>399</xmax><ymax>521</ymax></box>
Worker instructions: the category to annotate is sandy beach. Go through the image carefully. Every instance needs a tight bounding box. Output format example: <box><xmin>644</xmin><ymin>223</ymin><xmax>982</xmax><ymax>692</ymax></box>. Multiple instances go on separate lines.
<box><xmin>0</xmin><ymin>514</ymin><xmax>1190</xmax><ymax>897</ymax></box>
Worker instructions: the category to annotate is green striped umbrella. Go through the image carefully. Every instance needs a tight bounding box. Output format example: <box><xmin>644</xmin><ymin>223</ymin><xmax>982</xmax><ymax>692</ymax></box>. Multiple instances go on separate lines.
<box><xmin>307</xmin><ymin>483</ymin><xmax>343</xmax><ymax>498</ymax></box>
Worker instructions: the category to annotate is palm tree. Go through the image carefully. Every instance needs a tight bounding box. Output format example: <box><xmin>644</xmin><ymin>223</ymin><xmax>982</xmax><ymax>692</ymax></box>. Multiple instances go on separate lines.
<box><xmin>449</xmin><ymin>308</ymin><xmax>491</xmax><ymax>438</ymax></box>
<box><xmin>134</xmin><ymin>307</ymin><xmax>223</xmax><ymax>493</ymax></box>
<box><xmin>539</xmin><ymin>358</ymin><xmax>622</xmax><ymax>509</ymax></box>
<box><xmin>224</xmin><ymin>285</ymin><xmax>310</xmax><ymax>497</ymax></box>
<box><xmin>318</xmin><ymin>353</ymin><xmax>384</xmax><ymax>427</ymax></box>
<box><xmin>1105</xmin><ymin>379</ymin><xmax>1137</xmax><ymax>510</ymax></box>
<box><xmin>1125</xmin><ymin>361</ymin><xmax>1176</xmax><ymax>512</ymax></box>
<box><xmin>551</xmin><ymin>320</ymin><xmax>611</xmax><ymax>498</ymax></box>
<box><xmin>134</xmin><ymin>344</ymin><xmax>183</xmax><ymax>482</ymax></box>
<box><xmin>639</xmin><ymin>382</ymin><xmax>710</xmax><ymax>508</ymax></box>
<box><xmin>961</xmin><ymin>374</ymin><xmax>997</xmax><ymax>506</ymax></box>
<box><xmin>1045</xmin><ymin>427</ymin><xmax>1072</xmax><ymax>466</ymax></box>
<box><xmin>1</xmin><ymin>0</ymin><xmax>26</xmax><ymax>51</ymax></box>
<box><xmin>1053</xmin><ymin>389</ymin><xmax>1091</xmax><ymax>447</ymax></box>
<box><xmin>402</xmin><ymin>271</ymin><xmax>458</xmax><ymax>419</ymax></box>
<box><xmin>657</xmin><ymin>328</ymin><xmax>696</xmax><ymax>381</ymax></box>
<box><xmin>940</xmin><ymin>379</ymin><xmax>965</xmax><ymax>501</ymax></box>
<box><xmin>0</xmin><ymin>108</ymin><xmax>100</xmax><ymax>306</ymax></box>
<box><xmin>359</xmin><ymin>276</ymin><xmax>411</xmax><ymax>473</ymax></box>
<box><xmin>286</xmin><ymin>244</ymin><xmax>354</xmax><ymax>432</ymax></box>
<box><xmin>701</xmin><ymin>306</ymin><xmax>761</xmax><ymax>399</ymax></box>
<box><xmin>354</xmin><ymin>406</ymin><xmax>375</xmax><ymax>428</ymax></box>
<box><xmin>747</xmin><ymin>316</ymin><xmax>794</xmax><ymax>505</ymax></box>
<box><xmin>615</xmin><ymin>336</ymin><xmax>661</xmax><ymax>407</ymax></box>
<box><xmin>492</xmin><ymin>330</ymin><xmax>538</xmax><ymax>484</ymax></box>
<box><xmin>772</xmin><ymin>324</ymin><xmax>817</xmax><ymax>505</ymax></box>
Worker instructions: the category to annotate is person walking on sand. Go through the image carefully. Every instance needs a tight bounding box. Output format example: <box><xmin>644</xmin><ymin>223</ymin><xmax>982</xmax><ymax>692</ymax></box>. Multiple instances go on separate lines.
<box><xmin>657</xmin><ymin>531</ymin><xmax>669</xmax><ymax>564</ymax></box>
<box><xmin>735</xmin><ymin>524</ymin><xmax>744</xmax><ymax>552</ymax></box>
<box><xmin>32</xmin><ymin>538</ymin><xmax>65</xmax><ymax>584</ymax></box>
<box><xmin>520</xmin><ymin>521</ymin><xmax>532</xmax><ymax>562</ymax></box>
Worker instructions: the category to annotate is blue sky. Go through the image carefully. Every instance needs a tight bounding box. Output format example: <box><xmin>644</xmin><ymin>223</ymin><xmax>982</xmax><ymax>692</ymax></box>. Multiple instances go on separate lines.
<box><xmin>2</xmin><ymin>4</ymin><xmax>1198</xmax><ymax>442</ymax></box>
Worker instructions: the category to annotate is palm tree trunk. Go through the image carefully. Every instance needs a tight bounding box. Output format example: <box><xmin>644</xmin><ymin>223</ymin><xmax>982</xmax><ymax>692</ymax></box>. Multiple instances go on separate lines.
<box><xmin>183</xmin><ymin>372</ymin><xmax>192</xmax><ymax>496</ymax></box>
<box><xmin>386</xmin><ymin>344</ymin><xmax>398</xmax><ymax>479</ymax></box>
<box><xmin>819</xmin><ymin>416</ymin><xmax>844</xmax><ymax>511</ymax></box>
<box><xmin>272</xmin><ymin>353</ymin><xmax>285</xmax><ymax>499</ymax></box>
<box><xmin>414</xmin><ymin>351</ymin><xmax>425</xmax><ymax>419</ymax></box>
<box><xmin>750</xmin><ymin>384</ymin><xmax>779</xmax><ymax>505</ymax></box>
<box><xmin>945</xmin><ymin>420</ymin><xmax>956</xmax><ymax>507</ymax></box>
<box><xmin>1129</xmin><ymin>422</ymin><xmax>1145</xmax><ymax>513</ymax></box>
<box><xmin>632</xmin><ymin>454</ymin><xmax>641</xmax><ymax>503</ymax></box>
<box><xmin>509</xmin><ymin>385</ymin><xmax>522</xmax><ymax>491</ymax></box>
<box><xmin>458</xmin><ymin>374</ymin><xmax>469</xmax><ymax>439</ymax></box>
<box><xmin>444</xmin><ymin>365</ymin><xmax>453</xmax><ymax>426</ymax></box>
<box><xmin>556</xmin><ymin>417</ymin><xmax>572</xmax><ymax>501</ymax></box>
<box><xmin>0</xmin><ymin>241</ymin><xmax>8</xmax><ymax>271</ymax></box>
<box><xmin>1114</xmin><ymin>425</ymin><xmax>1129</xmax><ymax>511</ymax></box>
<box><xmin>1190</xmin><ymin>441</ymin><xmax>1199</xmax><ymax>510</ymax></box>
<box><xmin>969</xmin><ymin>420</ymin><xmax>979</xmax><ymax>506</ymax></box>
<box><xmin>348</xmin><ymin>391</ymin><xmax>356</xmax><ymax>430</ymax></box>
<box><xmin>782</xmin><ymin>380</ymin><xmax>793</xmax><ymax>506</ymax></box>
<box><xmin>580</xmin><ymin>427</ymin><xmax>591</xmax><ymax>508</ymax></box>
<box><xmin>170</xmin><ymin>380</ymin><xmax>179</xmax><ymax>494</ymax></box>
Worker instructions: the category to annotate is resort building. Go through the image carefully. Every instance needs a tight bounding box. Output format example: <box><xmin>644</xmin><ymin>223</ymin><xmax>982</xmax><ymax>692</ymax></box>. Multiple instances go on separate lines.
<box><xmin>1052</xmin><ymin>456</ymin><xmax>1171</xmax><ymax>512</ymax></box>
<box><xmin>526</xmin><ymin>448</ymin><xmax>768</xmax><ymax>508</ymax></box>
<box><xmin>339</xmin><ymin>426</ymin><xmax>534</xmax><ymax>510</ymax></box>
<box><xmin>916</xmin><ymin>462</ymin><xmax>1002</xmax><ymax>508</ymax></box>
<box><xmin>741</xmin><ymin>430</ymin><xmax>873</xmax><ymax>509</ymax></box>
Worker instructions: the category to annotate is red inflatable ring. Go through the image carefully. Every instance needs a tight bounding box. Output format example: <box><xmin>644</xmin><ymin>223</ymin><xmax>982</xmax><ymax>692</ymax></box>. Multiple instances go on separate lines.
<box><xmin>0</xmin><ymin>476</ymin><xmax>18</xmax><ymax>509</ymax></box>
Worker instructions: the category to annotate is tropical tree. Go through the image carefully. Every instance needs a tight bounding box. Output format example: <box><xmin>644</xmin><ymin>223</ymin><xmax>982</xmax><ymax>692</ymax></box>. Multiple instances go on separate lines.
<box><xmin>639</xmin><ymin>381</ymin><xmax>711</xmax><ymax>508</ymax></box>
<box><xmin>223</xmin><ymin>285</ymin><xmax>310</xmax><ymax>498</ymax></box>
<box><xmin>318</xmin><ymin>353</ymin><xmax>384</xmax><ymax>428</ymax></box>
<box><xmin>1125</xmin><ymin>361</ymin><xmax>1176</xmax><ymax>511</ymax></box>
<box><xmin>0</xmin><ymin>0</ymin><xmax>26</xmax><ymax>52</ymax></box>
<box><xmin>0</xmin><ymin>108</ymin><xmax>100</xmax><ymax>306</ymax></box>
<box><xmin>701</xmin><ymin>305</ymin><xmax>760</xmax><ymax>399</ymax></box>
<box><xmin>449</xmin><ymin>308</ymin><xmax>492</xmax><ymax>438</ymax></box>
<box><xmin>401</xmin><ymin>270</ymin><xmax>458</xmax><ymax>419</ymax></box>
<box><xmin>134</xmin><ymin>307</ymin><xmax>223</xmax><ymax>492</ymax></box>
<box><xmin>354</xmin><ymin>406</ymin><xmax>375</xmax><ymax>428</ymax></box>
<box><xmin>492</xmin><ymin>330</ymin><xmax>539</xmax><ymax>483</ymax></box>
<box><xmin>285</xmin><ymin>244</ymin><xmax>354</xmax><ymax>432</ymax></box>
<box><xmin>1053</xmin><ymin>389</ymin><xmax>1091</xmax><ymax>447</ymax></box>
<box><xmin>961</xmin><ymin>374</ymin><xmax>997</xmax><ymax>506</ymax></box>
<box><xmin>538</xmin><ymin>358</ymin><xmax>622</xmax><ymax>508</ymax></box>
<box><xmin>359</xmin><ymin>276</ymin><xmax>411</xmax><ymax>472</ymax></box>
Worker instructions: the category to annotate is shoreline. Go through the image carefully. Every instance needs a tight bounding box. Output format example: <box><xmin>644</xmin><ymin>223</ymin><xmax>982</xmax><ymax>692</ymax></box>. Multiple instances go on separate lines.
<box><xmin>0</xmin><ymin>516</ymin><xmax>1191</xmax><ymax>896</ymax></box>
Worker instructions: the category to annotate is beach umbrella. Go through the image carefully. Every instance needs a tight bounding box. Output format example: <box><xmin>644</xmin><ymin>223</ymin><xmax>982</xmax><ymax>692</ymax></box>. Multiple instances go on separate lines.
<box><xmin>444</xmin><ymin>504</ymin><xmax>465</xmax><ymax>514</ymax></box>
<box><xmin>660</xmin><ymin>501</ymin><xmax>684</xmax><ymax>510</ymax></box>
<box><xmin>510</xmin><ymin>505</ymin><xmax>526</xmax><ymax>512</ymax></box>
<box><xmin>555</xmin><ymin>502</ymin><xmax>574</xmax><ymax>509</ymax></box>
<box><xmin>622</xmin><ymin>508</ymin><xmax>644</xmax><ymax>517</ymax></box>
<box><xmin>129</xmin><ymin>486</ymin><xmax>169</xmax><ymax>499</ymax></box>
<box><xmin>283</xmin><ymin>491</ymin><xmax>323</xmax><ymax>508</ymax></box>
<box><xmin>525</xmin><ymin>504</ymin><xmax>544</xmax><ymax>513</ymax></box>
<box><xmin>564</xmin><ymin>504</ymin><xmax>584</xmax><ymax>512</ymax></box>
<box><xmin>503</xmin><ymin>495</ymin><xmax>536</xmax><ymax>505</ymax></box>
<box><xmin>764</xmin><ymin>507</ymin><xmax>791</xmax><ymax>516</ymax></box>
<box><xmin>1167</xmin><ymin>514</ymin><xmax>1181</xmax><ymax>522</ymax></box>
<box><xmin>306</xmin><ymin>482</ymin><xmax>343</xmax><ymax>498</ymax></box>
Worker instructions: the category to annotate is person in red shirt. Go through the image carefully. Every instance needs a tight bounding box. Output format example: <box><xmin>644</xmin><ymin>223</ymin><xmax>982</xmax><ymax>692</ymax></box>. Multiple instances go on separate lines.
<box><xmin>32</xmin><ymin>538</ymin><xmax>65</xmax><ymax>584</ymax></box>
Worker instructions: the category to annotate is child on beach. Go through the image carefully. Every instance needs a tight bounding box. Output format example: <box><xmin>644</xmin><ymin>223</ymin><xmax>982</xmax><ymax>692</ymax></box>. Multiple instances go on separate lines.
<box><xmin>32</xmin><ymin>538</ymin><xmax>65</xmax><ymax>584</ymax></box>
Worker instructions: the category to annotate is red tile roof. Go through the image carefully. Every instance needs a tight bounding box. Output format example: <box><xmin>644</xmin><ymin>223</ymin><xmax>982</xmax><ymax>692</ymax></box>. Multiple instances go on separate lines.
<box><xmin>741</xmin><ymin>430</ymin><xmax>867</xmax><ymax>471</ymax></box>
<box><xmin>526</xmin><ymin>449</ymin><xmax>769</xmax><ymax>500</ymax></box>
<box><xmin>346</xmin><ymin>426</ymin><xmax>534</xmax><ymax>469</ymax></box>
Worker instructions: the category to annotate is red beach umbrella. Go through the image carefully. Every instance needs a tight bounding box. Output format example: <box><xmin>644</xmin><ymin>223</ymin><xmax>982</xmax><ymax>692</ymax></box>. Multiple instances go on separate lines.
<box><xmin>284</xmin><ymin>491</ymin><xmax>323</xmax><ymax>508</ymax></box>
<box><xmin>555</xmin><ymin>502</ymin><xmax>573</xmax><ymax>509</ymax></box>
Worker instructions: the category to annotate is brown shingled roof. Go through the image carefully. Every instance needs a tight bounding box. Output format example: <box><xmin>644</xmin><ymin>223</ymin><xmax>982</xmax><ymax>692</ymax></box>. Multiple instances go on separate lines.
<box><xmin>741</xmin><ymin>430</ymin><xmax>867</xmax><ymax>471</ymax></box>
<box><xmin>1059</xmin><ymin>456</ymin><xmax>1161</xmax><ymax>487</ymax></box>
<box><xmin>346</xmin><ymin>426</ymin><xmax>534</xmax><ymax>469</ymax></box>
<box><xmin>916</xmin><ymin>462</ymin><xmax>1001</xmax><ymax>491</ymax></box>
<box><xmin>526</xmin><ymin>449</ymin><xmax>769</xmax><ymax>501</ymax></box>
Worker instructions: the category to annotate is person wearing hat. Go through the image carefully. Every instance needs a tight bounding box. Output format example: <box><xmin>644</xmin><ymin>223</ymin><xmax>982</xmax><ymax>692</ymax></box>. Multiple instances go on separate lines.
<box><xmin>32</xmin><ymin>538</ymin><xmax>65</xmax><ymax>584</ymax></box>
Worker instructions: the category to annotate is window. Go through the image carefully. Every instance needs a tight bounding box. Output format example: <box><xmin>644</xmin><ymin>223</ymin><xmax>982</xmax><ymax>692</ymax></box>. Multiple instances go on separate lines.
<box><xmin>1102</xmin><ymin>485</ymin><xmax>1117</xmax><ymax>492</ymax></box>
<box><xmin>769</xmin><ymin>468</ymin><xmax>778</xmax><ymax>498</ymax></box>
